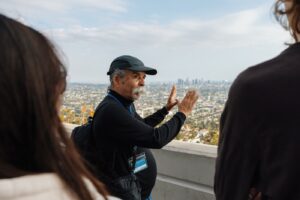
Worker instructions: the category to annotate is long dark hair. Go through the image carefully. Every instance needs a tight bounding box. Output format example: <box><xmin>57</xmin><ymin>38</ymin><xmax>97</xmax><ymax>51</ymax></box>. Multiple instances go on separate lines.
<box><xmin>0</xmin><ymin>14</ymin><xmax>108</xmax><ymax>200</ymax></box>
<box><xmin>274</xmin><ymin>0</ymin><xmax>300</xmax><ymax>42</ymax></box>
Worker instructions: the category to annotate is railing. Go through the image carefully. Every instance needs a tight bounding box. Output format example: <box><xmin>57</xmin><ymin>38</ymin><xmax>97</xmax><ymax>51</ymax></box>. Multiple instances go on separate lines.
<box><xmin>64</xmin><ymin>123</ymin><xmax>217</xmax><ymax>200</ymax></box>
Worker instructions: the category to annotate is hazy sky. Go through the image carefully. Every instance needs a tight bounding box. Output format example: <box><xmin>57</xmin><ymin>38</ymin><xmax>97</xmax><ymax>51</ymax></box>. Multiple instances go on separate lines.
<box><xmin>0</xmin><ymin>0</ymin><xmax>290</xmax><ymax>83</ymax></box>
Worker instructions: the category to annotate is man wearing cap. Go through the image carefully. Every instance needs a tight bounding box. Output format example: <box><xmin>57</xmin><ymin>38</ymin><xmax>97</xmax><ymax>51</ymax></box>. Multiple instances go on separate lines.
<box><xmin>90</xmin><ymin>55</ymin><xmax>198</xmax><ymax>200</ymax></box>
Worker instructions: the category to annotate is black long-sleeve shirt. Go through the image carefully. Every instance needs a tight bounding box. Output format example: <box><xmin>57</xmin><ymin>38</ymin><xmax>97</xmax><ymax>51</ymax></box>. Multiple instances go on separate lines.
<box><xmin>91</xmin><ymin>90</ymin><xmax>186</xmax><ymax>196</ymax></box>
<box><xmin>214</xmin><ymin>43</ymin><xmax>300</xmax><ymax>200</ymax></box>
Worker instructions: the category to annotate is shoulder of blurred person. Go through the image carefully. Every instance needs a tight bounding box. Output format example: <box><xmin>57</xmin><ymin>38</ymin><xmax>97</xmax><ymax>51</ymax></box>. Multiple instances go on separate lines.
<box><xmin>227</xmin><ymin>37</ymin><xmax>300</xmax><ymax>121</ymax></box>
<box><xmin>0</xmin><ymin>173</ymin><xmax>120</xmax><ymax>200</ymax></box>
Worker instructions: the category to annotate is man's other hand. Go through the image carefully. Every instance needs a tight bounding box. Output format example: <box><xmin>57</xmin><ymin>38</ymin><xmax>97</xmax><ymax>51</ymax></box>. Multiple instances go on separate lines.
<box><xmin>178</xmin><ymin>90</ymin><xmax>199</xmax><ymax>116</ymax></box>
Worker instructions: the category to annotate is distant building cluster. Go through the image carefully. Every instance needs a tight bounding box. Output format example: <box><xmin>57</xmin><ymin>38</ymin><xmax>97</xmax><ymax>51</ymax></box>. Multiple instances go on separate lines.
<box><xmin>60</xmin><ymin>80</ymin><xmax>231</xmax><ymax>145</ymax></box>
<box><xmin>177</xmin><ymin>78</ymin><xmax>204</xmax><ymax>86</ymax></box>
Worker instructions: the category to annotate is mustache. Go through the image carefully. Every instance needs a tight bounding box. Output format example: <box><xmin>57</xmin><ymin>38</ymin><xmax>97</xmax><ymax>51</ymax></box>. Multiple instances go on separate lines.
<box><xmin>132</xmin><ymin>87</ymin><xmax>145</xmax><ymax>95</ymax></box>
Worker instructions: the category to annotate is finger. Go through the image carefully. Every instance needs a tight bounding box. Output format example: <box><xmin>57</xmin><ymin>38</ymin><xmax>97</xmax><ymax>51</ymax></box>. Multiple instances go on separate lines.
<box><xmin>190</xmin><ymin>92</ymin><xmax>199</xmax><ymax>103</ymax></box>
<box><xmin>188</xmin><ymin>90</ymin><xmax>198</xmax><ymax>99</ymax></box>
<box><xmin>183</xmin><ymin>92</ymin><xmax>198</xmax><ymax>105</ymax></box>
<box><xmin>190</xmin><ymin>95</ymin><xmax>199</xmax><ymax>107</ymax></box>
<box><xmin>184</xmin><ymin>90</ymin><xmax>196</xmax><ymax>100</ymax></box>
<box><xmin>170</xmin><ymin>85</ymin><xmax>176</xmax><ymax>97</ymax></box>
<box><xmin>191</xmin><ymin>96</ymin><xmax>199</xmax><ymax>105</ymax></box>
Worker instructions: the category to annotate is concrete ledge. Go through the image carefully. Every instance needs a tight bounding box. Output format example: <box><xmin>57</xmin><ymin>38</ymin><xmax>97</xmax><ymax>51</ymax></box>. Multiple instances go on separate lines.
<box><xmin>151</xmin><ymin>140</ymin><xmax>217</xmax><ymax>200</ymax></box>
<box><xmin>64</xmin><ymin>123</ymin><xmax>217</xmax><ymax>200</ymax></box>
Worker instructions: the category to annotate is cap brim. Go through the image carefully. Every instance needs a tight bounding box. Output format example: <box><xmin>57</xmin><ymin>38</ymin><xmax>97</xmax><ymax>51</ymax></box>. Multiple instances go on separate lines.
<box><xmin>130</xmin><ymin>66</ymin><xmax>157</xmax><ymax>75</ymax></box>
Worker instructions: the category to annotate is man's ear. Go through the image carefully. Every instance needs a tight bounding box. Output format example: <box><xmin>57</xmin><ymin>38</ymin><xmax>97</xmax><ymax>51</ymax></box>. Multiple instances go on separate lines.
<box><xmin>113</xmin><ymin>75</ymin><xmax>121</xmax><ymax>88</ymax></box>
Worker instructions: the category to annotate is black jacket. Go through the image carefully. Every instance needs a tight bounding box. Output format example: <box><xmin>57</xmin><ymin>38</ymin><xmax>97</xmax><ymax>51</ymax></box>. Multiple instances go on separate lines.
<box><xmin>92</xmin><ymin>90</ymin><xmax>186</xmax><ymax>198</ymax></box>
<box><xmin>214</xmin><ymin>43</ymin><xmax>300</xmax><ymax>200</ymax></box>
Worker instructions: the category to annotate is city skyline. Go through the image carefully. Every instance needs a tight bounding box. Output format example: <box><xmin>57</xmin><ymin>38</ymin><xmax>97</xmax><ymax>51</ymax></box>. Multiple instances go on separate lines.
<box><xmin>0</xmin><ymin>0</ymin><xmax>290</xmax><ymax>83</ymax></box>
<box><xmin>61</xmin><ymin>81</ymin><xmax>229</xmax><ymax>145</ymax></box>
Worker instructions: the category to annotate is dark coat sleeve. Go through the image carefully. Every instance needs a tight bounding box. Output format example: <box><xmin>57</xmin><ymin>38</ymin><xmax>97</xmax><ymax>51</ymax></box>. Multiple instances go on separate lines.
<box><xmin>134</xmin><ymin>106</ymin><xmax>169</xmax><ymax>127</ymax></box>
<box><xmin>94</xmin><ymin>101</ymin><xmax>186</xmax><ymax>149</ymax></box>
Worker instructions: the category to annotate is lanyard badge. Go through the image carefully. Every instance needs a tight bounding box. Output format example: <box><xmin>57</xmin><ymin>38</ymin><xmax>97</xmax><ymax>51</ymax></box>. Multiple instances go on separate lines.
<box><xmin>128</xmin><ymin>152</ymin><xmax>148</xmax><ymax>173</ymax></box>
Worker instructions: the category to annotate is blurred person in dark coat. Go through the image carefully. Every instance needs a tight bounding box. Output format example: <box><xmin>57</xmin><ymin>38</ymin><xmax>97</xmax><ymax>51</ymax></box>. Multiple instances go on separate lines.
<box><xmin>214</xmin><ymin>0</ymin><xmax>300</xmax><ymax>199</ymax></box>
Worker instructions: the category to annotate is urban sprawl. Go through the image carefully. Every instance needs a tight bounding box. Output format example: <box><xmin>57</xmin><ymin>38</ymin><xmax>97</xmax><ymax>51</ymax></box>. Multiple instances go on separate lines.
<box><xmin>60</xmin><ymin>79</ymin><xmax>231</xmax><ymax>145</ymax></box>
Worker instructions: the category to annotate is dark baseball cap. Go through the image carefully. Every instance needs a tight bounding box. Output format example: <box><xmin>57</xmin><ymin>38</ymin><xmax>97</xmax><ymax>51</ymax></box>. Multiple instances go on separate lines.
<box><xmin>107</xmin><ymin>55</ymin><xmax>157</xmax><ymax>75</ymax></box>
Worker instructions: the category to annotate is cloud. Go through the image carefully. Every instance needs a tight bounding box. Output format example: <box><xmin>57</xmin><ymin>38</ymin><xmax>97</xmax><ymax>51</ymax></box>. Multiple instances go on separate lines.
<box><xmin>0</xmin><ymin>0</ymin><xmax>127</xmax><ymax>16</ymax></box>
<box><xmin>0</xmin><ymin>1</ymin><xmax>288</xmax><ymax>82</ymax></box>
<box><xmin>79</xmin><ymin>0</ymin><xmax>127</xmax><ymax>12</ymax></box>
<box><xmin>47</xmin><ymin>6</ymin><xmax>287</xmax><ymax>50</ymax></box>
<box><xmin>40</xmin><ymin>5</ymin><xmax>289</xmax><ymax>83</ymax></box>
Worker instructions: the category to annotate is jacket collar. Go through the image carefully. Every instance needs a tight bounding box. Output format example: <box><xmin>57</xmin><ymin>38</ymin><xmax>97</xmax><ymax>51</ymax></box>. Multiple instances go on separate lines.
<box><xmin>280</xmin><ymin>42</ymin><xmax>300</xmax><ymax>56</ymax></box>
<box><xmin>108</xmin><ymin>89</ymin><xmax>134</xmax><ymax>108</ymax></box>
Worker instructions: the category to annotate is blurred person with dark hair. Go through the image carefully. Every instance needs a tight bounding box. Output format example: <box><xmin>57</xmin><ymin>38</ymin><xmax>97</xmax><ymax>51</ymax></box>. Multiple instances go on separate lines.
<box><xmin>0</xmin><ymin>14</ymin><xmax>119</xmax><ymax>200</ymax></box>
<box><xmin>214</xmin><ymin>0</ymin><xmax>300</xmax><ymax>199</ymax></box>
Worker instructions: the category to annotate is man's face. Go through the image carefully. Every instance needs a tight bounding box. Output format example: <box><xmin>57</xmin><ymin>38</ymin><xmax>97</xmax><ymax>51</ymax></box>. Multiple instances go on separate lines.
<box><xmin>119</xmin><ymin>70</ymin><xmax>146</xmax><ymax>101</ymax></box>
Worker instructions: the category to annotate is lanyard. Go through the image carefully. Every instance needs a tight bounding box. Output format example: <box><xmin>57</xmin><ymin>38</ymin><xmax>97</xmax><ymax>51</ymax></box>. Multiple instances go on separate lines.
<box><xmin>107</xmin><ymin>93</ymin><xmax>134</xmax><ymax>115</ymax></box>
